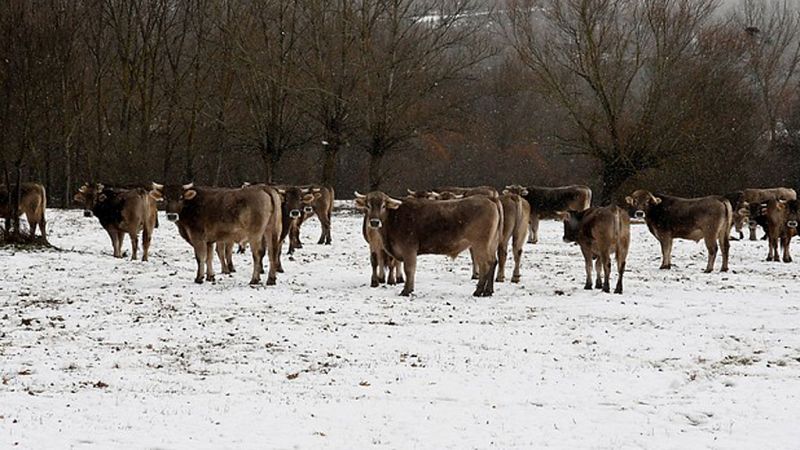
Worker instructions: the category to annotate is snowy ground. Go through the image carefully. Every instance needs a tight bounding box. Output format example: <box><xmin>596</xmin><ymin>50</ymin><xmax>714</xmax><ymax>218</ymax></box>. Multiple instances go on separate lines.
<box><xmin>2</xmin><ymin>205</ymin><xmax>800</xmax><ymax>449</ymax></box>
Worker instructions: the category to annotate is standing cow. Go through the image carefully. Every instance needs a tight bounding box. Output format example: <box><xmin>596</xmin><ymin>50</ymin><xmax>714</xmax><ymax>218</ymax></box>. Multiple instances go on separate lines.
<box><xmin>153</xmin><ymin>183</ymin><xmax>282</xmax><ymax>285</ymax></box>
<box><xmin>293</xmin><ymin>185</ymin><xmax>334</xmax><ymax>246</ymax></box>
<box><xmin>0</xmin><ymin>182</ymin><xmax>47</xmax><ymax>240</ymax></box>
<box><xmin>355</xmin><ymin>191</ymin><xmax>503</xmax><ymax>296</ymax></box>
<box><xmin>727</xmin><ymin>188</ymin><xmax>797</xmax><ymax>240</ymax></box>
<box><xmin>626</xmin><ymin>190</ymin><xmax>731</xmax><ymax>273</ymax></box>
<box><xmin>504</xmin><ymin>184</ymin><xmax>592</xmax><ymax>244</ymax></box>
<box><xmin>74</xmin><ymin>183</ymin><xmax>158</xmax><ymax>261</ymax></box>
<box><xmin>763</xmin><ymin>199</ymin><xmax>800</xmax><ymax>263</ymax></box>
<box><xmin>557</xmin><ymin>206</ymin><xmax>630</xmax><ymax>294</ymax></box>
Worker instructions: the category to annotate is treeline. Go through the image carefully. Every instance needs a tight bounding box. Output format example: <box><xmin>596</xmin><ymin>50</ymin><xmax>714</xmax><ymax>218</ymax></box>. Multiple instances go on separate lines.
<box><xmin>1</xmin><ymin>0</ymin><xmax>799</xmax><ymax>207</ymax></box>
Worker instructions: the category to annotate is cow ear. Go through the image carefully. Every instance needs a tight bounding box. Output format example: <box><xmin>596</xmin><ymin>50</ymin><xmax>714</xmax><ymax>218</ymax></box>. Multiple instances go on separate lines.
<box><xmin>302</xmin><ymin>193</ymin><xmax>315</xmax><ymax>203</ymax></box>
<box><xmin>313</xmin><ymin>192</ymin><xmax>322</xmax><ymax>200</ymax></box>
<box><xmin>354</xmin><ymin>197</ymin><xmax>366</xmax><ymax>210</ymax></box>
<box><xmin>149</xmin><ymin>190</ymin><xmax>164</xmax><ymax>202</ymax></box>
<box><xmin>502</xmin><ymin>189</ymin><xmax>509</xmax><ymax>195</ymax></box>
<box><xmin>555</xmin><ymin>211</ymin><xmax>570</xmax><ymax>221</ymax></box>
<box><xmin>183</xmin><ymin>189</ymin><xmax>197</xmax><ymax>200</ymax></box>
<box><xmin>779</xmin><ymin>199</ymin><xmax>787</xmax><ymax>205</ymax></box>
<box><xmin>624</xmin><ymin>196</ymin><xmax>634</xmax><ymax>206</ymax></box>
<box><xmin>73</xmin><ymin>193</ymin><xmax>83</xmax><ymax>202</ymax></box>
<box><xmin>151</xmin><ymin>182</ymin><xmax>163</xmax><ymax>191</ymax></box>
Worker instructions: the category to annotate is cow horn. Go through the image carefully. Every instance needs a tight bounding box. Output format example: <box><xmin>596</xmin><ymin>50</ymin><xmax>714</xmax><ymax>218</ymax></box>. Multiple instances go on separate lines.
<box><xmin>312</xmin><ymin>187</ymin><xmax>321</xmax><ymax>193</ymax></box>
<box><xmin>407</xmin><ymin>189</ymin><xmax>416</xmax><ymax>195</ymax></box>
<box><xmin>183</xmin><ymin>182</ymin><xmax>194</xmax><ymax>190</ymax></box>
<box><xmin>387</xmin><ymin>197</ymin><xmax>403</xmax><ymax>207</ymax></box>
<box><xmin>354</xmin><ymin>191</ymin><xmax>366</xmax><ymax>199</ymax></box>
<box><xmin>242</xmin><ymin>181</ymin><xmax>251</xmax><ymax>187</ymax></box>
<box><xmin>151</xmin><ymin>182</ymin><xmax>164</xmax><ymax>190</ymax></box>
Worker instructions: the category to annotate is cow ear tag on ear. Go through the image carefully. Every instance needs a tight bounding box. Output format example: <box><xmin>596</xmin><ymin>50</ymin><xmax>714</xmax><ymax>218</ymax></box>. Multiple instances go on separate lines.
<box><xmin>184</xmin><ymin>189</ymin><xmax>197</xmax><ymax>200</ymax></box>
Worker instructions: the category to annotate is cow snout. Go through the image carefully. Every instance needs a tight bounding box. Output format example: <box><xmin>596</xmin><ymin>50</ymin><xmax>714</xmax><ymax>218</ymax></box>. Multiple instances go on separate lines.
<box><xmin>369</xmin><ymin>219</ymin><xmax>382</xmax><ymax>228</ymax></box>
<box><xmin>166</xmin><ymin>213</ymin><xmax>179</xmax><ymax>222</ymax></box>
<box><xmin>289</xmin><ymin>209</ymin><xmax>301</xmax><ymax>219</ymax></box>
<box><xmin>634</xmin><ymin>210</ymin><xmax>645</xmax><ymax>219</ymax></box>
<box><xmin>304</xmin><ymin>206</ymin><xmax>314</xmax><ymax>213</ymax></box>
<box><xmin>788</xmin><ymin>220</ymin><xmax>798</xmax><ymax>229</ymax></box>
<box><xmin>83</xmin><ymin>210</ymin><xmax>93</xmax><ymax>218</ymax></box>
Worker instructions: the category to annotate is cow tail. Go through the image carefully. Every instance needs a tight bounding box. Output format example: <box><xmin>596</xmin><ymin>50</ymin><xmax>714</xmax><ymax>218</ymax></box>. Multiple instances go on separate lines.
<box><xmin>493</xmin><ymin>197</ymin><xmax>504</xmax><ymax>261</ymax></box>
<box><xmin>723</xmin><ymin>198</ymin><xmax>733</xmax><ymax>239</ymax></box>
<box><xmin>37</xmin><ymin>184</ymin><xmax>47</xmax><ymax>226</ymax></box>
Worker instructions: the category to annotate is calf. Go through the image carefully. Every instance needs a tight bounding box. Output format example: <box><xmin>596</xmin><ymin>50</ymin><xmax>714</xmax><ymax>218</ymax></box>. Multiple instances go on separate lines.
<box><xmin>763</xmin><ymin>199</ymin><xmax>800</xmax><ymax>263</ymax></box>
<box><xmin>153</xmin><ymin>183</ymin><xmax>282</xmax><ymax>285</ymax></box>
<box><xmin>74</xmin><ymin>183</ymin><xmax>157</xmax><ymax>260</ymax></box>
<box><xmin>626</xmin><ymin>190</ymin><xmax>731</xmax><ymax>273</ymax></box>
<box><xmin>0</xmin><ymin>182</ymin><xmax>47</xmax><ymax>240</ymax></box>
<box><xmin>504</xmin><ymin>184</ymin><xmax>592</xmax><ymax>244</ymax></box>
<box><xmin>557</xmin><ymin>205</ymin><xmax>630</xmax><ymax>294</ymax></box>
<box><xmin>355</xmin><ymin>191</ymin><xmax>503</xmax><ymax>296</ymax></box>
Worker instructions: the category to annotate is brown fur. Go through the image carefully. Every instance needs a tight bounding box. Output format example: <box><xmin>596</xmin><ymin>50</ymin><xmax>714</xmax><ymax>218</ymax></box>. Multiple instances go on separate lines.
<box><xmin>355</xmin><ymin>191</ymin><xmax>502</xmax><ymax>297</ymax></box>
<box><xmin>74</xmin><ymin>183</ymin><xmax>157</xmax><ymax>260</ymax></box>
<box><xmin>155</xmin><ymin>184</ymin><xmax>282</xmax><ymax>285</ymax></box>
<box><xmin>505</xmin><ymin>184</ymin><xmax>592</xmax><ymax>244</ymax></box>
<box><xmin>763</xmin><ymin>199</ymin><xmax>800</xmax><ymax>263</ymax></box>
<box><xmin>626</xmin><ymin>190</ymin><xmax>731</xmax><ymax>273</ymax></box>
<box><xmin>0</xmin><ymin>182</ymin><xmax>47</xmax><ymax>240</ymax></box>
<box><xmin>496</xmin><ymin>193</ymin><xmax>531</xmax><ymax>283</ymax></box>
<box><xmin>559</xmin><ymin>206</ymin><xmax>630</xmax><ymax>294</ymax></box>
<box><xmin>740</xmin><ymin>188</ymin><xmax>797</xmax><ymax>240</ymax></box>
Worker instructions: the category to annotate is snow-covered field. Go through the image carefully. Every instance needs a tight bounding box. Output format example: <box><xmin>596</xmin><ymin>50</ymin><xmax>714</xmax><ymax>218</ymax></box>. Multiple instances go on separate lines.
<box><xmin>2</xmin><ymin>205</ymin><xmax>800</xmax><ymax>449</ymax></box>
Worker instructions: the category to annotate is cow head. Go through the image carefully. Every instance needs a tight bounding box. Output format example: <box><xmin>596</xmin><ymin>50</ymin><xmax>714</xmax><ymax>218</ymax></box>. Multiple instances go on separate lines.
<box><xmin>434</xmin><ymin>191</ymin><xmax>464</xmax><ymax>200</ymax></box>
<box><xmin>556</xmin><ymin>210</ymin><xmax>581</xmax><ymax>243</ymax></box>
<box><xmin>73</xmin><ymin>182</ymin><xmax>106</xmax><ymax>217</ymax></box>
<box><xmin>625</xmin><ymin>190</ymin><xmax>661</xmax><ymax>219</ymax></box>
<box><xmin>303</xmin><ymin>188</ymin><xmax>322</xmax><ymax>213</ymax></box>
<box><xmin>503</xmin><ymin>185</ymin><xmax>529</xmax><ymax>196</ymax></box>
<box><xmin>406</xmin><ymin>189</ymin><xmax>436</xmax><ymax>200</ymax></box>
<box><xmin>276</xmin><ymin>187</ymin><xmax>305</xmax><ymax>219</ymax></box>
<box><xmin>776</xmin><ymin>199</ymin><xmax>800</xmax><ymax>231</ymax></box>
<box><xmin>354</xmin><ymin>191</ymin><xmax>402</xmax><ymax>229</ymax></box>
<box><xmin>152</xmin><ymin>182</ymin><xmax>196</xmax><ymax>222</ymax></box>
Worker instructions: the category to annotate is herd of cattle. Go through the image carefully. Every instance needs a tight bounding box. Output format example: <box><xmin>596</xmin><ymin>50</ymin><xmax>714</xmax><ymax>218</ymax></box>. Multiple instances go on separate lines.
<box><xmin>1</xmin><ymin>182</ymin><xmax>798</xmax><ymax>296</ymax></box>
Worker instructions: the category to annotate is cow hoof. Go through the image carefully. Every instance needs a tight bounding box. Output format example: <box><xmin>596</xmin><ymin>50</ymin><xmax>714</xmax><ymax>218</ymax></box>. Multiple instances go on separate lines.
<box><xmin>703</xmin><ymin>268</ymin><xmax>713</xmax><ymax>274</ymax></box>
<box><xmin>595</xmin><ymin>281</ymin><xmax>602</xmax><ymax>289</ymax></box>
<box><xmin>206</xmin><ymin>275</ymin><xmax>215</xmax><ymax>282</ymax></box>
<box><xmin>784</xmin><ymin>257</ymin><xmax>793</xmax><ymax>263</ymax></box>
<box><xmin>602</xmin><ymin>286</ymin><xmax>610</xmax><ymax>293</ymax></box>
<box><xmin>400</xmin><ymin>289</ymin><xmax>412</xmax><ymax>297</ymax></box>
<box><xmin>371</xmin><ymin>280</ymin><xmax>379</xmax><ymax>288</ymax></box>
<box><xmin>471</xmin><ymin>274</ymin><xmax>479</xmax><ymax>280</ymax></box>
<box><xmin>142</xmin><ymin>257</ymin><xmax>148</xmax><ymax>262</ymax></box>
<box><xmin>482</xmin><ymin>290</ymin><xmax>493</xmax><ymax>297</ymax></box>
<box><xmin>584</xmin><ymin>283</ymin><xmax>592</xmax><ymax>290</ymax></box>
<box><xmin>266</xmin><ymin>277</ymin><xmax>276</xmax><ymax>286</ymax></box>
<box><xmin>276</xmin><ymin>267</ymin><xmax>284</xmax><ymax>273</ymax></box>
<box><xmin>614</xmin><ymin>287</ymin><xmax>623</xmax><ymax>294</ymax></box>
<box><xmin>388</xmin><ymin>279</ymin><xmax>397</xmax><ymax>285</ymax></box>
<box><xmin>230</xmin><ymin>268</ymin><xmax>236</xmax><ymax>273</ymax></box>
<box><xmin>397</xmin><ymin>276</ymin><xmax>405</xmax><ymax>284</ymax></box>
<box><xmin>721</xmin><ymin>267</ymin><xmax>729</xmax><ymax>272</ymax></box>
<box><xmin>495</xmin><ymin>276</ymin><xmax>505</xmax><ymax>283</ymax></box>
<box><xmin>511</xmin><ymin>276</ymin><xmax>521</xmax><ymax>283</ymax></box>
<box><xmin>194</xmin><ymin>277</ymin><xmax>204</xmax><ymax>284</ymax></box>
<box><xmin>249</xmin><ymin>278</ymin><xmax>261</xmax><ymax>285</ymax></box>
<box><xmin>317</xmin><ymin>239</ymin><xmax>325</xmax><ymax>245</ymax></box>
<box><xmin>221</xmin><ymin>270</ymin><xmax>231</xmax><ymax>275</ymax></box>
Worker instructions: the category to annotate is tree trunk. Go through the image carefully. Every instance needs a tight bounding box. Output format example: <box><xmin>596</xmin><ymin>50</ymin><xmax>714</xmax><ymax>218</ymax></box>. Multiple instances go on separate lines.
<box><xmin>264</xmin><ymin>154</ymin><xmax>274</xmax><ymax>184</ymax></box>
<box><xmin>322</xmin><ymin>142</ymin><xmax>339</xmax><ymax>187</ymax></box>
<box><xmin>368</xmin><ymin>151</ymin><xmax>384</xmax><ymax>191</ymax></box>
<box><xmin>599</xmin><ymin>162</ymin><xmax>635</xmax><ymax>206</ymax></box>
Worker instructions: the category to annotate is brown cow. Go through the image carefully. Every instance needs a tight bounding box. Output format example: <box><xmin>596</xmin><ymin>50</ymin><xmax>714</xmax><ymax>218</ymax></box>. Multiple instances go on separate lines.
<box><xmin>74</xmin><ymin>183</ymin><xmax>158</xmax><ymax>261</ymax></box>
<box><xmin>626</xmin><ymin>190</ymin><xmax>732</xmax><ymax>273</ymax></box>
<box><xmin>737</xmin><ymin>188</ymin><xmax>797</xmax><ymax>240</ymax></box>
<box><xmin>355</xmin><ymin>191</ymin><xmax>503</xmax><ymax>296</ymax></box>
<box><xmin>763</xmin><ymin>199</ymin><xmax>800</xmax><ymax>263</ymax></box>
<box><xmin>362</xmin><ymin>217</ymin><xmax>403</xmax><ymax>287</ymax></box>
<box><xmin>504</xmin><ymin>184</ymin><xmax>592</xmax><ymax>244</ymax></box>
<box><xmin>557</xmin><ymin>206</ymin><xmax>630</xmax><ymax>294</ymax></box>
<box><xmin>0</xmin><ymin>182</ymin><xmax>47</xmax><ymax>240</ymax></box>
<box><xmin>153</xmin><ymin>183</ymin><xmax>282</xmax><ymax>285</ymax></box>
<box><xmin>293</xmin><ymin>185</ymin><xmax>334</xmax><ymax>246</ymax></box>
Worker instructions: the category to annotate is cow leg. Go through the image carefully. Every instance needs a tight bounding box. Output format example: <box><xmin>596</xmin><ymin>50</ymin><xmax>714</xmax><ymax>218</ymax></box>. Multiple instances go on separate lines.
<box><xmin>594</xmin><ymin>257</ymin><xmax>603</xmax><ymax>289</ymax></box>
<box><xmin>395</xmin><ymin>261</ymin><xmax>404</xmax><ymax>284</ymax></box>
<box><xmin>614</xmin><ymin>243</ymin><xmax>628</xmax><ymax>295</ymax></box>
<box><xmin>226</xmin><ymin>242</ymin><xmax>235</xmax><ymax>273</ymax></box>
<box><xmin>249</xmin><ymin>237</ymin><xmax>265</xmax><ymax>285</ymax></box>
<box><xmin>528</xmin><ymin>215</ymin><xmax>539</xmax><ymax>244</ymax></box>
<box><xmin>217</xmin><ymin>243</ymin><xmax>230</xmax><ymax>274</ymax></box>
<box><xmin>659</xmin><ymin>237</ymin><xmax>673</xmax><ymax>270</ymax></box>
<box><xmin>580</xmin><ymin>246</ymin><xmax>593</xmax><ymax>290</ymax></box>
<box><xmin>266</xmin><ymin>232</ymin><xmax>280</xmax><ymax>286</ymax></box>
<box><xmin>193</xmin><ymin>240</ymin><xmax>207</xmax><ymax>284</ymax></box>
<box><xmin>387</xmin><ymin>256</ymin><xmax>398</xmax><ymax>285</ymax></box>
<box><xmin>237</xmin><ymin>243</ymin><xmax>247</xmax><ymax>254</ymax></box>
<box><xmin>141</xmin><ymin>226</ymin><xmax>152</xmax><ymax>262</ymax></box>
<box><xmin>325</xmin><ymin>210</ymin><xmax>333</xmax><ymax>244</ymax></box>
<box><xmin>275</xmin><ymin>240</ymin><xmax>285</xmax><ymax>273</ymax></box>
<box><xmin>128</xmin><ymin>231</ymin><xmax>139</xmax><ymax>261</ymax></box>
<box><xmin>767</xmin><ymin>235</ymin><xmax>778</xmax><ymax>261</ymax></box>
<box><xmin>781</xmin><ymin>235</ymin><xmax>792</xmax><ymax>263</ymax></box>
<box><xmin>703</xmin><ymin>235</ymin><xmax>718</xmax><ymax>273</ymax></box>
<box><xmin>496</xmin><ymin>238</ymin><xmax>509</xmax><ymax>283</ymax></box>
<box><xmin>400</xmin><ymin>254</ymin><xmax>416</xmax><ymax>296</ymax></box>
<box><xmin>719</xmin><ymin>231</ymin><xmax>730</xmax><ymax>272</ymax></box>
<box><xmin>511</xmin><ymin>245</ymin><xmax>523</xmax><ymax>283</ymax></box>
<box><xmin>292</xmin><ymin>223</ymin><xmax>303</xmax><ymax>249</ymax></box>
<box><xmin>205</xmin><ymin>243</ymin><xmax>215</xmax><ymax>282</ymax></box>
<box><xmin>317</xmin><ymin>211</ymin><xmax>330</xmax><ymax>245</ymax></box>
<box><xmin>601</xmin><ymin>253</ymin><xmax>611</xmax><ymax>293</ymax></box>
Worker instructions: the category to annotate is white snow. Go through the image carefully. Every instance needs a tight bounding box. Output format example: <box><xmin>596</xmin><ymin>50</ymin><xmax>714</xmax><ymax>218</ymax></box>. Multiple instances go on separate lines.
<box><xmin>2</xmin><ymin>205</ymin><xmax>800</xmax><ymax>449</ymax></box>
